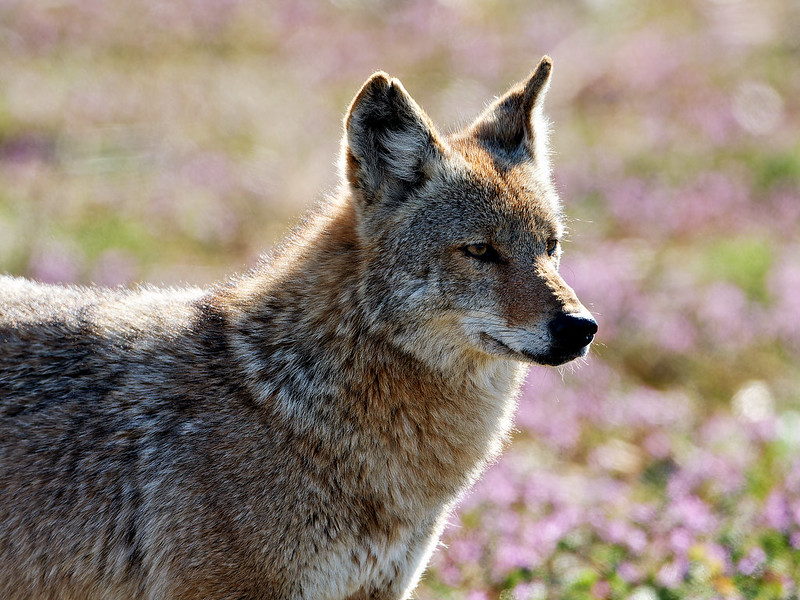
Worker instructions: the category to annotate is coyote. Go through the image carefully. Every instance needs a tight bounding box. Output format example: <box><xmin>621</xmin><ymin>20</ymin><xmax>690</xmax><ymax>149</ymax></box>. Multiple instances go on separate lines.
<box><xmin>0</xmin><ymin>56</ymin><xmax>596</xmax><ymax>599</ymax></box>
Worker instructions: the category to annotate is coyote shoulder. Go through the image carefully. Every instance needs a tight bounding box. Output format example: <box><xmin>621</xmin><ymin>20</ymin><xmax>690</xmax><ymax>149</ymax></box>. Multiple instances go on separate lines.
<box><xmin>0</xmin><ymin>57</ymin><xmax>596</xmax><ymax>600</ymax></box>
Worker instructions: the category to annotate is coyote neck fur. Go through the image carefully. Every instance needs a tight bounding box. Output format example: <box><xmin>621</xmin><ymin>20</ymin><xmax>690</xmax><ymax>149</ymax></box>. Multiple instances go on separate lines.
<box><xmin>225</xmin><ymin>198</ymin><xmax>526</xmax><ymax>514</ymax></box>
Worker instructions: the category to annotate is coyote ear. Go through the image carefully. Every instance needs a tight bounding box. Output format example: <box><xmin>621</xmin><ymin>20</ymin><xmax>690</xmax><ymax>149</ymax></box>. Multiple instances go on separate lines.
<box><xmin>469</xmin><ymin>56</ymin><xmax>553</xmax><ymax>162</ymax></box>
<box><xmin>343</xmin><ymin>72</ymin><xmax>445</xmax><ymax>207</ymax></box>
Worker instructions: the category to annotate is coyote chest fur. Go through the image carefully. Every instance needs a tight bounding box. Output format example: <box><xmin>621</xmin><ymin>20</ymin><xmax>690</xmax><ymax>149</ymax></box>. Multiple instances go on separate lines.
<box><xmin>0</xmin><ymin>57</ymin><xmax>596</xmax><ymax>600</ymax></box>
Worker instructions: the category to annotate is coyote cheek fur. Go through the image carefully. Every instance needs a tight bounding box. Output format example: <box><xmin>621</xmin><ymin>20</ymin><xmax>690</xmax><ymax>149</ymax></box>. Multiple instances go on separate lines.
<box><xmin>0</xmin><ymin>56</ymin><xmax>596</xmax><ymax>599</ymax></box>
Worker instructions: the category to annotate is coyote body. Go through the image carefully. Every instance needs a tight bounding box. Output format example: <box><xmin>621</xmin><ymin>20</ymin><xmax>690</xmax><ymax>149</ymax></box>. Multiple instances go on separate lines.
<box><xmin>0</xmin><ymin>58</ymin><xmax>595</xmax><ymax>599</ymax></box>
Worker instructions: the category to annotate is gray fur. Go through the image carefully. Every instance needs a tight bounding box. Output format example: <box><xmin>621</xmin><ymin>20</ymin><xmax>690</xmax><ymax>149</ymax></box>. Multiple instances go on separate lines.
<box><xmin>0</xmin><ymin>57</ymin><xmax>594</xmax><ymax>600</ymax></box>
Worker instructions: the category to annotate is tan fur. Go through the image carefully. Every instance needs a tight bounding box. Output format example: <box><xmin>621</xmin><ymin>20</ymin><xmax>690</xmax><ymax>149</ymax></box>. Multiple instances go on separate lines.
<box><xmin>0</xmin><ymin>57</ymin><xmax>595</xmax><ymax>599</ymax></box>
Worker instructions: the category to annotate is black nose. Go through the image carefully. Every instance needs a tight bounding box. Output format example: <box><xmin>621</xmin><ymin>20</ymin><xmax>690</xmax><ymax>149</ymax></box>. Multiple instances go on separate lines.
<box><xmin>549</xmin><ymin>312</ymin><xmax>598</xmax><ymax>351</ymax></box>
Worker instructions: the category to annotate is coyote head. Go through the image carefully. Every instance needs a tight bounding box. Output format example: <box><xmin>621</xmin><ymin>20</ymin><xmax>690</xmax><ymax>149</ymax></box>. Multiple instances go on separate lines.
<box><xmin>343</xmin><ymin>57</ymin><xmax>596</xmax><ymax>368</ymax></box>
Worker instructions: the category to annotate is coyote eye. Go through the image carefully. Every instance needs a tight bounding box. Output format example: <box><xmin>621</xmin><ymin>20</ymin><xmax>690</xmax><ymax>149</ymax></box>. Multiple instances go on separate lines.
<box><xmin>462</xmin><ymin>243</ymin><xmax>501</xmax><ymax>263</ymax></box>
<box><xmin>546</xmin><ymin>239</ymin><xmax>560</xmax><ymax>257</ymax></box>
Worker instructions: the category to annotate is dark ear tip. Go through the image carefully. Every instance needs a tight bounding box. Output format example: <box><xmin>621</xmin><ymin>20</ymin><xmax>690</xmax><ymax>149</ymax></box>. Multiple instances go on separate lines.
<box><xmin>521</xmin><ymin>55</ymin><xmax>553</xmax><ymax>110</ymax></box>
<box><xmin>532</xmin><ymin>56</ymin><xmax>553</xmax><ymax>83</ymax></box>
<box><xmin>361</xmin><ymin>71</ymin><xmax>402</xmax><ymax>95</ymax></box>
<box><xmin>346</xmin><ymin>71</ymin><xmax>396</xmax><ymax>129</ymax></box>
<box><xmin>358</xmin><ymin>71</ymin><xmax>394</xmax><ymax>100</ymax></box>
<box><xmin>365</xmin><ymin>71</ymin><xmax>392</xmax><ymax>88</ymax></box>
<box><xmin>357</xmin><ymin>71</ymin><xmax>407</xmax><ymax>105</ymax></box>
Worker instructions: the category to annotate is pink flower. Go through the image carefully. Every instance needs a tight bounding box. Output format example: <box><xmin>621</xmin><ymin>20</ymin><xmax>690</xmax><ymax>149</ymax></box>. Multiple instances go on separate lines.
<box><xmin>28</xmin><ymin>241</ymin><xmax>83</xmax><ymax>284</ymax></box>
<box><xmin>737</xmin><ymin>547</ymin><xmax>767</xmax><ymax>576</ymax></box>
<box><xmin>617</xmin><ymin>562</ymin><xmax>642</xmax><ymax>584</ymax></box>
<box><xmin>492</xmin><ymin>543</ymin><xmax>536</xmax><ymax>579</ymax></box>
<box><xmin>656</xmin><ymin>559</ymin><xmax>688</xmax><ymax>589</ymax></box>
<box><xmin>791</xmin><ymin>532</ymin><xmax>800</xmax><ymax>550</ymax></box>
<box><xmin>447</xmin><ymin>538</ymin><xmax>484</xmax><ymax>565</ymax></box>
<box><xmin>668</xmin><ymin>528</ymin><xmax>694</xmax><ymax>557</ymax></box>
<box><xmin>763</xmin><ymin>491</ymin><xmax>791</xmax><ymax>531</ymax></box>
<box><xmin>591</xmin><ymin>579</ymin><xmax>612</xmax><ymax>599</ymax></box>
<box><xmin>668</xmin><ymin>495</ymin><xmax>717</xmax><ymax>534</ymax></box>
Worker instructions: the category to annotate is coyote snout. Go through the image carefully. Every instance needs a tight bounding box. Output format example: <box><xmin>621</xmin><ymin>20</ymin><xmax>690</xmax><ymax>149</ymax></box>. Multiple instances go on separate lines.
<box><xmin>0</xmin><ymin>56</ymin><xmax>595</xmax><ymax>600</ymax></box>
<box><xmin>478</xmin><ymin>306</ymin><xmax>596</xmax><ymax>367</ymax></box>
<box><xmin>547</xmin><ymin>310</ymin><xmax>598</xmax><ymax>364</ymax></box>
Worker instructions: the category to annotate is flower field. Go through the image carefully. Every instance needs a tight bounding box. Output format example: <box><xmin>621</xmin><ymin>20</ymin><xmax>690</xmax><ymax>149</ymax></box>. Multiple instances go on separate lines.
<box><xmin>1</xmin><ymin>0</ymin><xmax>799</xmax><ymax>597</ymax></box>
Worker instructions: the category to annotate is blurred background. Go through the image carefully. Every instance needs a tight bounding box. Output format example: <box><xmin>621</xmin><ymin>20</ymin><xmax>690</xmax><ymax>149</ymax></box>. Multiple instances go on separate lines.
<box><xmin>1</xmin><ymin>0</ymin><xmax>799</xmax><ymax>597</ymax></box>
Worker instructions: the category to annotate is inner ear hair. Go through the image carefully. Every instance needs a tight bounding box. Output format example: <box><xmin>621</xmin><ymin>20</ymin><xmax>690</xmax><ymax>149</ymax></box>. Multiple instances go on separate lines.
<box><xmin>343</xmin><ymin>72</ymin><xmax>445</xmax><ymax>207</ymax></box>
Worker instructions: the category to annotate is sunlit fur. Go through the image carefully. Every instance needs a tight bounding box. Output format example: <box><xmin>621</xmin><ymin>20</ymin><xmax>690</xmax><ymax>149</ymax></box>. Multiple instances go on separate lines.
<box><xmin>0</xmin><ymin>57</ymin><xmax>594</xmax><ymax>599</ymax></box>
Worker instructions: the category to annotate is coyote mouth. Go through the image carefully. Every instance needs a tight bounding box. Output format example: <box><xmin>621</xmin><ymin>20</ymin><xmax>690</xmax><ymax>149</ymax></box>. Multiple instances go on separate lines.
<box><xmin>481</xmin><ymin>333</ymin><xmax>589</xmax><ymax>367</ymax></box>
